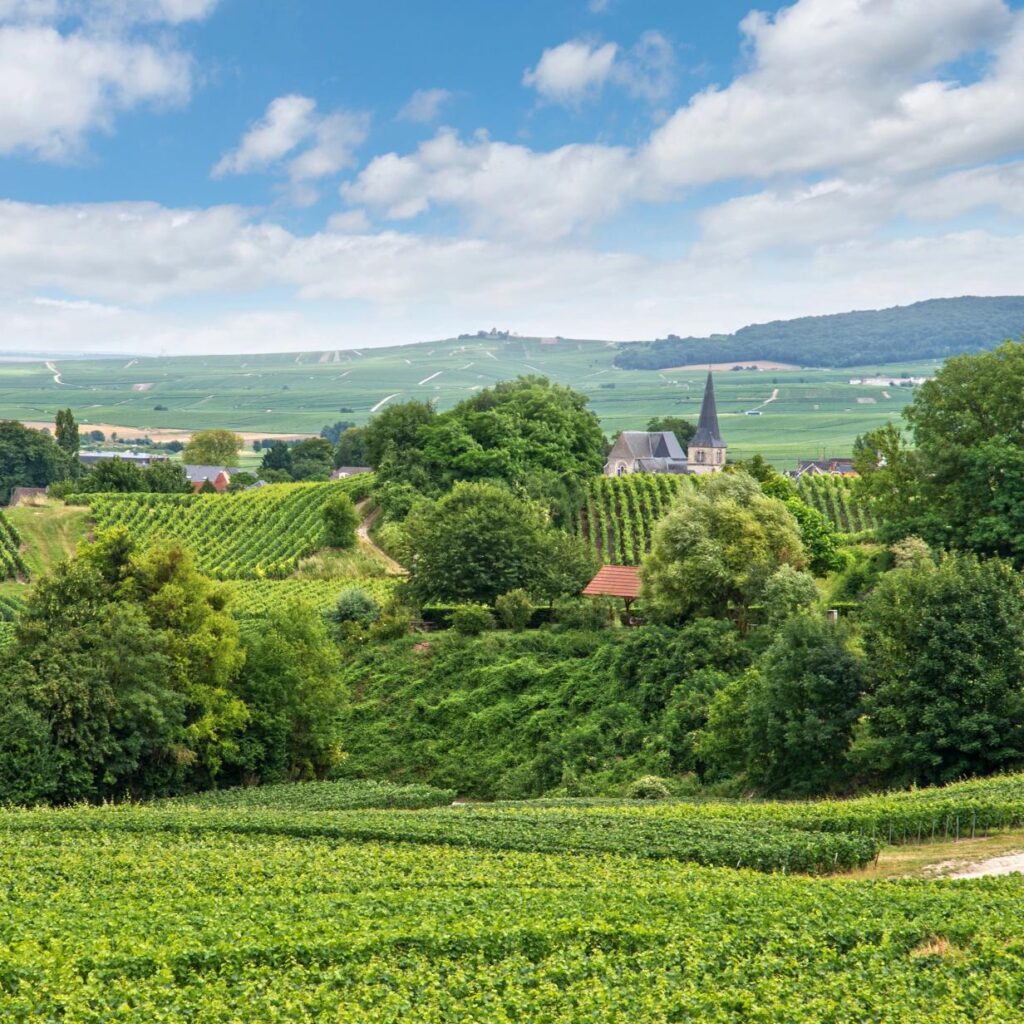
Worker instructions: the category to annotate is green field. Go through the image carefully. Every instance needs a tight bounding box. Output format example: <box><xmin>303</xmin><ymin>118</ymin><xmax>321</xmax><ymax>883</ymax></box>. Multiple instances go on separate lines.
<box><xmin>0</xmin><ymin>338</ymin><xmax>936</xmax><ymax>467</ymax></box>
<box><xmin>5</xmin><ymin>777</ymin><xmax>1024</xmax><ymax>1019</ymax></box>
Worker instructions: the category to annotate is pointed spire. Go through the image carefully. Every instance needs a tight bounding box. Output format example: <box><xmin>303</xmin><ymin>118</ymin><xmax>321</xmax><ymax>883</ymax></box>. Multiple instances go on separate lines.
<box><xmin>691</xmin><ymin>372</ymin><xmax>724</xmax><ymax>448</ymax></box>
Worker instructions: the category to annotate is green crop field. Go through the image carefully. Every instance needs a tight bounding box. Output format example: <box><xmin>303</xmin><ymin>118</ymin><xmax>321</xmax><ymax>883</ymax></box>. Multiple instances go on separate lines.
<box><xmin>229</xmin><ymin>577</ymin><xmax>400</xmax><ymax>618</ymax></box>
<box><xmin>4</xmin><ymin>775</ymin><xmax>1024</xmax><ymax>1020</ymax></box>
<box><xmin>0</xmin><ymin>338</ymin><xmax>937</xmax><ymax>467</ymax></box>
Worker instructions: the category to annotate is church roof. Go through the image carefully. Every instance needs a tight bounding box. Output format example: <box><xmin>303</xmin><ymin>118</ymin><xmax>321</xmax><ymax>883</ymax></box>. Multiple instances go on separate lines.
<box><xmin>613</xmin><ymin>431</ymin><xmax>686</xmax><ymax>461</ymax></box>
<box><xmin>690</xmin><ymin>372</ymin><xmax>725</xmax><ymax>448</ymax></box>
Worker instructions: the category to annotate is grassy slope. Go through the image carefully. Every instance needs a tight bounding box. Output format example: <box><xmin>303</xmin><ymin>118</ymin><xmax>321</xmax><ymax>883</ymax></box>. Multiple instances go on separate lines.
<box><xmin>0</xmin><ymin>338</ymin><xmax>940</xmax><ymax>466</ymax></box>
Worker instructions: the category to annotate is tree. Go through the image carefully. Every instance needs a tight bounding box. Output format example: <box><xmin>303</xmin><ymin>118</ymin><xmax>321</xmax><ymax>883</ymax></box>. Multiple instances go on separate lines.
<box><xmin>184</xmin><ymin>429</ymin><xmax>243</xmax><ymax>467</ymax></box>
<box><xmin>760</xmin><ymin>565</ymin><xmax>819</xmax><ymax>626</ymax></box>
<box><xmin>362</xmin><ymin>400</ymin><xmax>436</xmax><ymax>468</ymax></box>
<box><xmin>746</xmin><ymin>615</ymin><xmax>863</xmax><ymax>795</ymax></box>
<box><xmin>334</xmin><ymin>427</ymin><xmax>368</xmax><ymax>467</ymax></box>
<box><xmin>646</xmin><ymin>416</ymin><xmax>696</xmax><ymax>447</ymax></box>
<box><xmin>403</xmin><ymin>481</ymin><xmax>591</xmax><ymax>605</ymax></box>
<box><xmin>80</xmin><ymin>457</ymin><xmax>146</xmax><ymax>493</ymax></box>
<box><xmin>321</xmin><ymin>492</ymin><xmax>359</xmax><ymax>548</ymax></box>
<box><xmin>0</xmin><ymin>420</ymin><xmax>73</xmax><ymax>504</ymax></box>
<box><xmin>319</xmin><ymin>420</ymin><xmax>356</xmax><ymax>445</ymax></box>
<box><xmin>55</xmin><ymin>409</ymin><xmax>79</xmax><ymax>456</ymax></box>
<box><xmin>228</xmin><ymin>602</ymin><xmax>344</xmax><ymax>785</ymax></box>
<box><xmin>860</xmin><ymin>554</ymin><xmax>1024</xmax><ymax>787</ymax></box>
<box><xmin>260</xmin><ymin>441</ymin><xmax>293</xmax><ymax>477</ymax></box>
<box><xmin>145</xmin><ymin>461</ymin><xmax>191</xmax><ymax>494</ymax></box>
<box><xmin>855</xmin><ymin>341</ymin><xmax>1024</xmax><ymax>565</ymax></box>
<box><xmin>290</xmin><ymin>437</ymin><xmax>335</xmax><ymax>481</ymax></box>
<box><xmin>642</xmin><ymin>472</ymin><xmax>806</xmax><ymax>626</ymax></box>
<box><xmin>3</xmin><ymin>531</ymin><xmax>246</xmax><ymax>801</ymax></box>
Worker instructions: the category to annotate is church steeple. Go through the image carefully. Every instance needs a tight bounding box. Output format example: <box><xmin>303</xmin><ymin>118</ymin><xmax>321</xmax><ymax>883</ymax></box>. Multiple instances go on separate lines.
<box><xmin>687</xmin><ymin>372</ymin><xmax>727</xmax><ymax>473</ymax></box>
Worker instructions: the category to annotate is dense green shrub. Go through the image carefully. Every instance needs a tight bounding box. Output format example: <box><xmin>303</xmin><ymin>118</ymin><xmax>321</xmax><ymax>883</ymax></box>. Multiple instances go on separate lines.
<box><xmin>495</xmin><ymin>589</ymin><xmax>533</xmax><ymax>631</ymax></box>
<box><xmin>450</xmin><ymin>604</ymin><xmax>495</xmax><ymax>636</ymax></box>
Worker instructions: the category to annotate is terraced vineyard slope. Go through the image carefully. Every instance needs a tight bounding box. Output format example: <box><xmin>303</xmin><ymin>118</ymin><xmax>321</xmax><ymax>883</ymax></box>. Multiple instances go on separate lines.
<box><xmin>0</xmin><ymin>511</ymin><xmax>28</xmax><ymax>581</ymax></box>
<box><xmin>76</xmin><ymin>480</ymin><xmax>369</xmax><ymax>579</ymax></box>
<box><xmin>576</xmin><ymin>475</ymin><xmax>691</xmax><ymax>564</ymax></box>
<box><xmin>798</xmin><ymin>473</ymin><xmax>877</xmax><ymax>533</ymax></box>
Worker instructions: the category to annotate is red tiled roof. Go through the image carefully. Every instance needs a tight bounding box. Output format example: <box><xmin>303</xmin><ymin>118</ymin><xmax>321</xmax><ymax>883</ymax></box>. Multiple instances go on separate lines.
<box><xmin>582</xmin><ymin>565</ymin><xmax>642</xmax><ymax>599</ymax></box>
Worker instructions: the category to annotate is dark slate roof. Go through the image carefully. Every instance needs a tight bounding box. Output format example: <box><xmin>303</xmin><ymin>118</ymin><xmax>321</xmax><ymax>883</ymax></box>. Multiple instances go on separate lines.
<box><xmin>615</xmin><ymin>431</ymin><xmax>686</xmax><ymax>461</ymax></box>
<box><xmin>183</xmin><ymin>464</ymin><xmax>231</xmax><ymax>483</ymax></box>
<box><xmin>690</xmin><ymin>372</ymin><xmax>725</xmax><ymax>448</ymax></box>
<box><xmin>583</xmin><ymin>565</ymin><xmax>642</xmax><ymax>599</ymax></box>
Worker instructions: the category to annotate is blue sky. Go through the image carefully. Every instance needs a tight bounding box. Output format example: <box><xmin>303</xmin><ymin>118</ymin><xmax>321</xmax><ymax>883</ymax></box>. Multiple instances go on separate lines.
<box><xmin>2</xmin><ymin>0</ymin><xmax>1024</xmax><ymax>354</ymax></box>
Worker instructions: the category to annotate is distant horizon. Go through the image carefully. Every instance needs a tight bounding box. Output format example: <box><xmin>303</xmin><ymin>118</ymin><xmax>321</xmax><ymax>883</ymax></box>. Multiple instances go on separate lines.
<box><xmin>0</xmin><ymin>292</ymin><xmax>1018</xmax><ymax>362</ymax></box>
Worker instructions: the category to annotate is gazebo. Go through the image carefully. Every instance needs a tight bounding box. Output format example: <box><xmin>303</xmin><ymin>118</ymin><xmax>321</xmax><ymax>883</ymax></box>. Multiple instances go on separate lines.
<box><xmin>582</xmin><ymin>565</ymin><xmax>642</xmax><ymax>614</ymax></box>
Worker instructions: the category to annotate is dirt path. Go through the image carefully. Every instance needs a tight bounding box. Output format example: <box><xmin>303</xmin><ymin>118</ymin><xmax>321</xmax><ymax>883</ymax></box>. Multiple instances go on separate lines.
<box><xmin>939</xmin><ymin>851</ymin><xmax>1024</xmax><ymax>879</ymax></box>
<box><xmin>356</xmin><ymin>503</ymin><xmax>405</xmax><ymax>575</ymax></box>
<box><xmin>752</xmin><ymin>387</ymin><xmax>780</xmax><ymax>411</ymax></box>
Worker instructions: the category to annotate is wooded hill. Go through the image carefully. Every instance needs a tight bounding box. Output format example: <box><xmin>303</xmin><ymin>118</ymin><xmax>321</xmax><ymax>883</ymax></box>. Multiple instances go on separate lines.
<box><xmin>615</xmin><ymin>296</ymin><xmax>1024</xmax><ymax>370</ymax></box>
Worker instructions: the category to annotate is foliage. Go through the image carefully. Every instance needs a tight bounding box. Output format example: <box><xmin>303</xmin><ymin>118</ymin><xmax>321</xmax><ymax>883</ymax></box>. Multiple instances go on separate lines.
<box><xmin>855</xmin><ymin>341</ymin><xmax>1024</xmax><ymax>564</ymax></box>
<box><xmin>184</xmin><ymin>428</ymin><xmax>243</xmax><ymax>467</ymax></box>
<box><xmin>338</xmin><ymin>622</ymin><xmax>750</xmax><ymax>798</ymax></box>
<box><xmin>334</xmin><ymin>426</ymin><xmax>368</xmax><ymax>467</ymax></box>
<box><xmin>614</xmin><ymin>295</ymin><xmax>1024</xmax><ymax>369</ymax></box>
<box><xmin>760</xmin><ymin>565</ymin><xmax>819</xmax><ymax>626</ymax></box>
<box><xmin>59</xmin><ymin>457</ymin><xmax>192</xmax><ymax>495</ymax></box>
<box><xmin>626</xmin><ymin>775</ymin><xmax>671</xmax><ymax>799</ymax></box>
<box><xmin>642</xmin><ymin>472</ymin><xmax>806</xmax><ymax>625</ymax></box>
<box><xmin>362</xmin><ymin>399</ymin><xmax>436</xmax><ymax>468</ymax></box>
<box><xmin>227</xmin><ymin>601</ymin><xmax>345</xmax><ymax>785</ymax></box>
<box><xmin>2</xmin><ymin>530</ymin><xmax>246</xmax><ymax>802</ymax></box>
<box><xmin>403</xmin><ymin>482</ymin><xmax>594</xmax><ymax>605</ymax></box>
<box><xmin>746</xmin><ymin>615</ymin><xmax>864</xmax><ymax>796</ymax></box>
<box><xmin>326</xmin><ymin>588</ymin><xmax>381</xmax><ymax>629</ymax></box>
<box><xmin>859</xmin><ymin>553</ymin><xmax>1024</xmax><ymax>787</ymax></box>
<box><xmin>290</xmin><ymin>437</ymin><xmax>335</xmax><ymax>481</ymax></box>
<box><xmin>0</xmin><ymin>419</ymin><xmax>73</xmax><ymax>505</ymax></box>
<box><xmin>167</xmin><ymin>777</ymin><xmax>456</xmax><ymax>810</ymax></box>
<box><xmin>260</xmin><ymin>441</ymin><xmax>293</xmax><ymax>475</ymax></box>
<box><xmin>450</xmin><ymin>603</ymin><xmax>495</xmax><ymax>636</ymax></box>
<box><xmin>54</xmin><ymin>408</ymin><xmax>79</xmax><ymax>456</ymax></box>
<box><xmin>231</xmin><ymin>578</ymin><xmax>397</xmax><ymax>619</ymax></box>
<box><xmin>78</xmin><ymin>481</ymin><xmax>365</xmax><ymax>579</ymax></box>
<box><xmin>320</xmin><ymin>491</ymin><xmax>359</xmax><ymax>548</ymax></box>
<box><xmin>495</xmin><ymin>588</ymin><xmax>532</xmax><ymax>631</ymax></box>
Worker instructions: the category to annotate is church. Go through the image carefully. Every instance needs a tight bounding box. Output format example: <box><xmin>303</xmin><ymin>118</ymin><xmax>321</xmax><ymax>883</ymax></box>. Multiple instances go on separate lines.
<box><xmin>604</xmin><ymin>372</ymin><xmax>727</xmax><ymax>476</ymax></box>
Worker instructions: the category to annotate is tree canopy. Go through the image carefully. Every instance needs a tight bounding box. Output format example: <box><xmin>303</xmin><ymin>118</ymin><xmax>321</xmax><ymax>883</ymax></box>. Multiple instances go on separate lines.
<box><xmin>0</xmin><ymin>420</ymin><xmax>74</xmax><ymax>504</ymax></box>
<box><xmin>642</xmin><ymin>473</ymin><xmax>806</xmax><ymax>625</ymax></box>
<box><xmin>184</xmin><ymin>429</ymin><xmax>243</xmax><ymax>467</ymax></box>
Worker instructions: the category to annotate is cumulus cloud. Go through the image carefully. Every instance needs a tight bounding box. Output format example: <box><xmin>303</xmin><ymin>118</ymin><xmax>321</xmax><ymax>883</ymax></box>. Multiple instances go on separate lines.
<box><xmin>343</xmin><ymin>129</ymin><xmax>634</xmax><ymax>240</ymax></box>
<box><xmin>523</xmin><ymin>39</ymin><xmax>618</xmax><ymax>105</ymax></box>
<box><xmin>0</xmin><ymin>0</ymin><xmax>215</xmax><ymax>159</ymax></box>
<box><xmin>214</xmin><ymin>95</ymin><xmax>368</xmax><ymax>203</ymax></box>
<box><xmin>398</xmin><ymin>88</ymin><xmax>452</xmax><ymax>123</ymax></box>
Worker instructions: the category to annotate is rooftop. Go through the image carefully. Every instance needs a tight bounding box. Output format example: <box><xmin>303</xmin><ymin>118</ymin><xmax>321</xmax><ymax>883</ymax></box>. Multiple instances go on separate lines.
<box><xmin>582</xmin><ymin>565</ymin><xmax>642</xmax><ymax>600</ymax></box>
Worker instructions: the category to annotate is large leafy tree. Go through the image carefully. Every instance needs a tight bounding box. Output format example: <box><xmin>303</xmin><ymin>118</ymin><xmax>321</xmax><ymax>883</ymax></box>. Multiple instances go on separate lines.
<box><xmin>746</xmin><ymin>615</ymin><xmax>863</xmax><ymax>796</ymax></box>
<box><xmin>0</xmin><ymin>420</ymin><xmax>73</xmax><ymax>504</ymax></box>
<box><xmin>184</xmin><ymin>429</ymin><xmax>243</xmax><ymax>467</ymax></box>
<box><xmin>2</xmin><ymin>530</ymin><xmax>246</xmax><ymax>802</ymax></box>
<box><xmin>642</xmin><ymin>472</ymin><xmax>806</xmax><ymax>626</ymax></box>
<box><xmin>403</xmin><ymin>481</ymin><xmax>595</xmax><ymax>605</ymax></box>
<box><xmin>362</xmin><ymin>400</ymin><xmax>436</xmax><ymax>468</ymax></box>
<box><xmin>856</xmin><ymin>339</ymin><xmax>1024</xmax><ymax>564</ymax></box>
<box><xmin>55</xmin><ymin>409</ymin><xmax>79</xmax><ymax>456</ymax></box>
<box><xmin>289</xmin><ymin>437</ymin><xmax>335</xmax><ymax>481</ymax></box>
<box><xmin>859</xmin><ymin>553</ymin><xmax>1024</xmax><ymax>787</ymax></box>
<box><xmin>227</xmin><ymin>601</ymin><xmax>344</xmax><ymax>785</ymax></box>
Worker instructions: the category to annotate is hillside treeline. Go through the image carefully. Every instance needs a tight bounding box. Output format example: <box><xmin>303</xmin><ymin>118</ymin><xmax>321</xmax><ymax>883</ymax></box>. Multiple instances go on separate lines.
<box><xmin>614</xmin><ymin>296</ymin><xmax>1024</xmax><ymax>370</ymax></box>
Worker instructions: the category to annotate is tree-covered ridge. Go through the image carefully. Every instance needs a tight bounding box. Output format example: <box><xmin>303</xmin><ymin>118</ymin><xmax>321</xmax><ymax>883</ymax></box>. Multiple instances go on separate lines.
<box><xmin>614</xmin><ymin>296</ymin><xmax>1024</xmax><ymax>370</ymax></box>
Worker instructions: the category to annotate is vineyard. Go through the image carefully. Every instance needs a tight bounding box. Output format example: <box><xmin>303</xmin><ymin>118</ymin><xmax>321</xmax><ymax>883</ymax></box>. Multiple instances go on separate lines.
<box><xmin>0</xmin><ymin>511</ymin><xmax>28</xmax><ymax>581</ymax></box>
<box><xmin>797</xmin><ymin>473</ymin><xmax>876</xmax><ymax>533</ymax></box>
<box><xmin>229</xmin><ymin>577</ymin><xmax>400</xmax><ymax>618</ymax></box>
<box><xmin>76</xmin><ymin>481</ymin><xmax>367</xmax><ymax>579</ymax></box>
<box><xmin>5</xmin><ymin>778</ymin><xmax>1024</xmax><ymax>1019</ymax></box>
<box><xmin>576</xmin><ymin>475</ymin><xmax>691</xmax><ymax>564</ymax></box>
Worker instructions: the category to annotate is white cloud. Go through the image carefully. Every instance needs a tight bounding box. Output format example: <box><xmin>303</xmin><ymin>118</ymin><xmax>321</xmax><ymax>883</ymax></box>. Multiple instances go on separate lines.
<box><xmin>398</xmin><ymin>88</ymin><xmax>452</xmax><ymax>123</ymax></box>
<box><xmin>0</xmin><ymin>25</ymin><xmax>193</xmax><ymax>159</ymax></box>
<box><xmin>613</xmin><ymin>30</ymin><xmax>675</xmax><ymax>102</ymax></box>
<box><xmin>642</xmin><ymin>0</ymin><xmax>1020</xmax><ymax>187</ymax></box>
<box><xmin>0</xmin><ymin>0</ymin><xmax>215</xmax><ymax>159</ymax></box>
<box><xmin>214</xmin><ymin>95</ymin><xmax>368</xmax><ymax>203</ymax></box>
<box><xmin>213</xmin><ymin>95</ymin><xmax>317</xmax><ymax>176</ymax></box>
<box><xmin>343</xmin><ymin>129</ymin><xmax>634</xmax><ymax>240</ymax></box>
<box><xmin>523</xmin><ymin>39</ymin><xmax>618</xmax><ymax>105</ymax></box>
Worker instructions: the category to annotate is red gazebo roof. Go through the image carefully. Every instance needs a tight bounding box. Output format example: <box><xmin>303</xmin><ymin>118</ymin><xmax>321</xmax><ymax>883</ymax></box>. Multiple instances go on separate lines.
<box><xmin>582</xmin><ymin>565</ymin><xmax>642</xmax><ymax>599</ymax></box>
